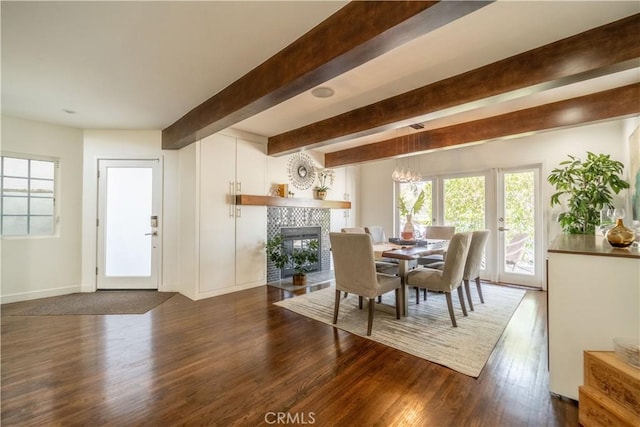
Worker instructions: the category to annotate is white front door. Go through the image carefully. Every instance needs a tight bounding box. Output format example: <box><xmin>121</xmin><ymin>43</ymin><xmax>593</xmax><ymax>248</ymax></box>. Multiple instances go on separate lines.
<box><xmin>97</xmin><ymin>159</ymin><xmax>161</xmax><ymax>289</ymax></box>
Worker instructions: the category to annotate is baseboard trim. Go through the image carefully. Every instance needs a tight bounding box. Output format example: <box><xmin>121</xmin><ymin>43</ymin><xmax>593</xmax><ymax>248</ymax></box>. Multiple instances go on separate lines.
<box><xmin>1</xmin><ymin>285</ymin><xmax>82</xmax><ymax>304</ymax></box>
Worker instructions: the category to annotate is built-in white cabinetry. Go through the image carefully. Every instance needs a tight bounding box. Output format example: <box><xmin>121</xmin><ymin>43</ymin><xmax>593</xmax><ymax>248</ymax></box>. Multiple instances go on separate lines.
<box><xmin>197</xmin><ymin>133</ymin><xmax>266</xmax><ymax>298</ymax></box>
<box><xmin>547</xmin><ymin>235</ymin><xmax>640</xmax><ymax>401</ymax></box>
<box><xmin>330</xmin><ymin>166</ymin><xmax>358</xmax><ymax>231</ymax></box>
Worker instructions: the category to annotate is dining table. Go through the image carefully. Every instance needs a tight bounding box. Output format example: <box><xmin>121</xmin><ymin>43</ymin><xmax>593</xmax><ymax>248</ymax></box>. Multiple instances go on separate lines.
<box><xmin>372</xmin><ymin>239</ymin><xmax>448</xmax><ymax>317</ymax></box>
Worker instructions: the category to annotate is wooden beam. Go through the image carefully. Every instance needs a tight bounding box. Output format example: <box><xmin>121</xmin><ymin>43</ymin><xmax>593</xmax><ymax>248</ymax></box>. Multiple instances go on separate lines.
<box><xmin>324</xmin><ymin>83</ymin><xmax>640</xmax><ymax>167</ymax></box>
<box><xmin>269</xmin><ymin>13</ymin><xmax>640</xmax><ymax>156</ymax></box>
<box><xmin>162</xmin><ymin>1</ymin><xmax>493</xmax><ymax>150</ymax></box>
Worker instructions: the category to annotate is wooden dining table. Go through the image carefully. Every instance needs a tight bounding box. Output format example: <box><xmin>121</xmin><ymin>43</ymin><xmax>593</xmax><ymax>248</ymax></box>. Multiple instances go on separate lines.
<box><xmin>373</xmin><ymin>240</ymin><xmax>448</xmax><ymax>317</ymax></box>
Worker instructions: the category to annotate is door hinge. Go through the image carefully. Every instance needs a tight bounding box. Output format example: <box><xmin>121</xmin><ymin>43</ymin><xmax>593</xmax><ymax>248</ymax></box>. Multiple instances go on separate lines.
<box><xmin>96</xmin><ymin>218</ymin><xmax>99</xmax><ymax>227</ymax></box>
<box><xmin>97</xmin><ymin>170</ymin><xmax>100</xmax><ymax>178</ymax></box>
<box><xmin>95</xmin><ymin>267</ymin><xmax>98</xmax><ymax>275</ymax></box>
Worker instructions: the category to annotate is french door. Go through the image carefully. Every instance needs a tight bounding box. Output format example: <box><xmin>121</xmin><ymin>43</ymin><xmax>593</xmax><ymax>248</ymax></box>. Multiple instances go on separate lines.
<box><xmin>496</xmin><ymin>167</ymin><xmax>542</xmax><ymax>288</ymax></box>
<box><xmin>96</xmin><ymin>159</ymin><xmax>161</xmax><ymax>289</ymax></box>
<box><xmin>397</xmin><ymin>166</ymin><xmax>542</xmax><ymax>288</ymax></box>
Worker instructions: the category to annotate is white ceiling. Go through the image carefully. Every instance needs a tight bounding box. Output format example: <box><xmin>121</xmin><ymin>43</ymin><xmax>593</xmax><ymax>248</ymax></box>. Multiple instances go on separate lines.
<box><xmin>2</xmin><ymin>1</ymin><xmax>639</xmax><ymax>155</ymax></box>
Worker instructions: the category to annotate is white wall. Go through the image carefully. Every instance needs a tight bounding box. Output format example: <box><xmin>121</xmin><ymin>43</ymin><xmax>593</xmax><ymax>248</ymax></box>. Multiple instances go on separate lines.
<box><xmin>359</xmin><ymin>119</ymin><xmax>636</xmax><ymax>246</ymax></box>
<box><xmin>81</xmin><ymin>130</ymin><xmax>179</xmax><ymax>292</ymax></box>
<box><xmin>1</xmin><ymin>115</ymin><xmax>84</xmax><ymax>303</ymax></box>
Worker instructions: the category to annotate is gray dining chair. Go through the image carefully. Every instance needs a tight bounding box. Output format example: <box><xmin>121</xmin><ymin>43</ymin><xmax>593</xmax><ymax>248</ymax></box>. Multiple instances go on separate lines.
<box><xmin>417</xmin><ymin>225</ymin><xmax>456</xmax><ymax>267</ymax></box>
<box><xmin>364</xmin><ymin>225</ymin><xmax>399</xmax><ymax>275</ymax></box>
<box><xmin>407</xmin><ymin>232</ymin><xmax>472</xmax><ymax>327</ymax></box>
<box><xmin>329</xmin><ymin>232</ymin><xmax>401</xmax><ymax>336</ymax></box>
<box><xmin>462</xmin><ymin>230</ymin><xmax>490</xmax><ymax>311</ymax></box>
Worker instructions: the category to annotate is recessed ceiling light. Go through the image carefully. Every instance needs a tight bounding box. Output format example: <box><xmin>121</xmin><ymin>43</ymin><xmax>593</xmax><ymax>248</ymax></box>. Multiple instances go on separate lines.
<box><xmin>311</xmin><ymin>87</ymin><xmax>334</xmax><ymax>98</ymax></box>
<box><xmin>62</xmin><ymin>109</ymin><xmax>76</xmax><ymax>114</ymax></box>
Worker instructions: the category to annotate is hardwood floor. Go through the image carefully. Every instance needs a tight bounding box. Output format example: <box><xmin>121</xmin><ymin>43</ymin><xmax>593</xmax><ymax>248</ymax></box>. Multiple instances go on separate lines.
<box><xmin>1</xmin><ymin>284</ymin><xmax>578</xmax><ymax>426</ymax></box>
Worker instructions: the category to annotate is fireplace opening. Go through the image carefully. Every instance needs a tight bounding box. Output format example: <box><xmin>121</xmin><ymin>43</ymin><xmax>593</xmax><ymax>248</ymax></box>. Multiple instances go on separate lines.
<box><xmin>280</xmin><ymin>226</ymin><xmax>321</xmax><ymax>277</ymax></box>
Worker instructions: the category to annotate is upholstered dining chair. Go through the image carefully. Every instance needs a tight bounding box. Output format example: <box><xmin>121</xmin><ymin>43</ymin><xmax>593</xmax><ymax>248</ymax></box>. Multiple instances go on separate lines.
<box><xmin>417</xmin><ymin>225</ymin><xmax>456</xmax><ymax>267</ymax></box>
<box><xmin>329</xmin><ymin>232</ymin><xmax>401</xmax><ymax>336</ymax></box>
<box><xmin>462</xmin><ymin>230</ymin><xmax>490</xmax><ymax>311</ymax></box>
<box><xmin>341</xmin><ymin>227</ymin><xmax>366</xmax><ymax>234</ymax></box>
<box><xmin>407</xmin><ymin>232</ymin><xmax>472</xmax><ymax>327</ymax></box>
<box><xmin>364</xmin><ymin>225</ymin><xmax>399</xmax><ymax>276</ymax></box>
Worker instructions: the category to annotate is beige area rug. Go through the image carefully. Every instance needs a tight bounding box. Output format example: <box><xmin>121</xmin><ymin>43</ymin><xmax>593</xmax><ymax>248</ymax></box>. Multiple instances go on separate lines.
<box><xmin>1</xmin><ymin>291</ymin><xmax>178</xmax><ymax>316</ymax></box>
<box><xmin>274</xmin><ymin>284</ymin><xmax>526</xmax><ymax>377</ymax></box>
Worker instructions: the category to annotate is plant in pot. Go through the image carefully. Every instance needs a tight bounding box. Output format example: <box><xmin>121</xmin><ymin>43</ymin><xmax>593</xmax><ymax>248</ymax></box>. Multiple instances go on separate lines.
<box><xmin>266</xmin><ymin>235</ymin><xmax>320</xmax><ymax>286</ymax></box>
<box><xmin>398</xmin><ymin>188</ymin><xmax>426</xmax><ymax>240</ymax></box>
<box><xmin>548</xmin><ymin>152</ymin><xmax>629</xmax><ymax>235</ymax></box>
<box><xmin>314</xmin><ymin>168</ymin><xmax>335</xmax><ymax>200</ymax></box>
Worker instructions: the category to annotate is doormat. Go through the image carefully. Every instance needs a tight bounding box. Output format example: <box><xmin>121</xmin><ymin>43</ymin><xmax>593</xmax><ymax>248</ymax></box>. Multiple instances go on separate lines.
<box><xmin>1</xmin><ymin>291</ymin><xmax>178</xmax><ymax>316</ymax></box>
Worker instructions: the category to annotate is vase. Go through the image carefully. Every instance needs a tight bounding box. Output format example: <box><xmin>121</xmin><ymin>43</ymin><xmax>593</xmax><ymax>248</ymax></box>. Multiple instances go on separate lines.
<box><xmin>316</xmin><ymin>190</ymin><xmax>327</xmax><ymax>200</ymax></box>
<box><xmin>605</xmin><ymin>218</ymin><xmax>635</xmax><ymax>248</ymax></box>
<box><xmin>401</xmin><ymin>214</ymin><xmax>415</xmax><ymax>240</ymax></box>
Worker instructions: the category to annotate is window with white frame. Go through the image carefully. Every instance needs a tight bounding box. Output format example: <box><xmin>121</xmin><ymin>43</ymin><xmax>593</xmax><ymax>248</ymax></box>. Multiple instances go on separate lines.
<box><xmin>1</xmin><ymin>155</ymin><xmax>57</xmax><ymax>236</ymax></box>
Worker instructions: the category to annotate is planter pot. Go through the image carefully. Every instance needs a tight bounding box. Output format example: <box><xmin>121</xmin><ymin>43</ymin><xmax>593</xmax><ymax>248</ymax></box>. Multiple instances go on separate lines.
<box><xmin>292</xmin><ymin>273</ymin><xmax>307</xmax><ymax>286</ymax></box>
<box><xmin>316</xmin><ymin>190</ymin><xmax>327</xmax><ymax>200</ymax></box>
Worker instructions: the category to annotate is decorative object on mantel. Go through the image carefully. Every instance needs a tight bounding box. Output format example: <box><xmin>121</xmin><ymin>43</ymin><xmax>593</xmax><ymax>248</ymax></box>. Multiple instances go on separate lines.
<box><xmin>548</xmin><ymin>152</ymin><xmax>630</xmax><ymax>234</ymax></box>
<box><xmin>314</xmin><ymin>168</ymin><xmax>335</xmax><ymax>200</ymax></box>
<box><xmin>287</xmin><ymin>152</ymin><xmax>316</xmax><ymax>190</ymax></box>
<box><xmin>277</xmin><ymin>184</ymin><xmax>288</xmax><ymax>198</ymax></box>
<box><xmin>398</xmin><ymin>188</ymin><xmax>426</xmax><ymax>240</ymax></box>
<box><xmin>265</xmin><ymin>234</ymin><xmax>319</xmax><ymax>286</ymax></box>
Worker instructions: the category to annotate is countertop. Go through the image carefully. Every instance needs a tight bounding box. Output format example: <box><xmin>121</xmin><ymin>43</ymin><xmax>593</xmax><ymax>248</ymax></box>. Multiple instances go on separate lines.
<box><xmin>548</xmin><ymin>234</ymin><xmax>640</xmax><ymax>259</ymax></box>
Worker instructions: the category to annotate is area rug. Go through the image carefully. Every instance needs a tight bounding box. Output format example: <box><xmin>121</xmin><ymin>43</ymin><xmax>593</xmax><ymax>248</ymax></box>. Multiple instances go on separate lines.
<box><xmin>274</xmin><ymin>284</ymin><xmax>526</xmax><ymax>377</ymax></box>
<box><xmin>1</xmin><ymin>291</ymin><xmax>178</xmax><ymax>316</ymax></box>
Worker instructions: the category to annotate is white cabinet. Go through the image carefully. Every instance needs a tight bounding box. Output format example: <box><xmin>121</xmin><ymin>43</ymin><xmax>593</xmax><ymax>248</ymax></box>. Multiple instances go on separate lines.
<box><xmin>330</xmin><ymin>166</ymin><xmax>358</xmax><ymax>231</ymax></box>
<box><xmin>198</xmin><ymin>133</ymin><xmax>266</xmax><ymax>297</ymax></box>
<box><xmin>547</xmin><ymin>235</ymin><xmax>640</xmax><ymax>400</ymax></box>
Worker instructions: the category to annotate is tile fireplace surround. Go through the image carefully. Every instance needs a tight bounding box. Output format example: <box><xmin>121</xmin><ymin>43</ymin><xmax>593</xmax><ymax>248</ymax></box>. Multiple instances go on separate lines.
<box><xmin>266</xmin><ymin>207</ymin><xmax>331</xmax><ymax>283</ymax></box>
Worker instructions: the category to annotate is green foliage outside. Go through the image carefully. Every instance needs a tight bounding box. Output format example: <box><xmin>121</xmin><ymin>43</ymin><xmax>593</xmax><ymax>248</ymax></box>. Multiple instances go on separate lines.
<box><xmin>443</xmin><ymin>176</ymin><xmax>486</xmax><ymax>232</ymax></box>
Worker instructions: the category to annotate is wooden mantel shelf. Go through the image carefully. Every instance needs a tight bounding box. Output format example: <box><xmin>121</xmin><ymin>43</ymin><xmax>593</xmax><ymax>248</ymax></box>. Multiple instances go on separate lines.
<box><xmin>236</xmin><ymin>195</ymin><xmax>351</xmax><ymax>209</ymax></box>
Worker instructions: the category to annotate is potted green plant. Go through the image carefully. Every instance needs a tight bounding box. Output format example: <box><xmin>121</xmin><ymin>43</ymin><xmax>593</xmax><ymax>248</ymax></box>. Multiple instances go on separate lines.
<box><xmin>314</xmin><ymin>168</ymin><xmax>335</xmax><ymax>200</ymax></box>
<box><xmin>398</xmin><ymin>189</ymin><xmax>426</xmax><ymax>239</ymax></box>
<box><xmin>266</xmin><ymin>235</ymin><xmax>319</xmax><ymax>286</ymax></box>
<box><xmin>548</xmin><ymin>152</ymin><xmax>629</xmax><ymax>234</ymax></box>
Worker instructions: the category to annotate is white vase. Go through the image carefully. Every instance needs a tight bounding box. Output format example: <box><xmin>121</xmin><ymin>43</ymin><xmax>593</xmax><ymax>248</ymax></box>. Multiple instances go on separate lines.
<box><xmin>401</xmin><ymin>214</ymin><xmax>415</xmax><ymax>240</ymax></box>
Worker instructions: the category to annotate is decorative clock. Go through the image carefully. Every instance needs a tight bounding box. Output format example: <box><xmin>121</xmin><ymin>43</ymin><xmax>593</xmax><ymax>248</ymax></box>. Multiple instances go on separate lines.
<box><xmin>287</xmin><ymin>152</ymin><xmax>316</xmax><ymax>190</ymax></box>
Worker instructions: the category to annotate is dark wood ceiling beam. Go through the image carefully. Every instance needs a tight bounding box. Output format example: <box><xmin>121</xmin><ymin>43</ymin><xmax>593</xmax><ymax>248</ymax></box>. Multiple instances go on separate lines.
<box><xmin>269</xmin><ymin>13</ymin><xmax>640</xmax><ymax>156</ymax></box>
<box><xmin>162</xmin><ymin>1</ymin><xmax>493</xmax><ymax>150</ymax></box>
<box><xmin>324</xmin><ymin>83</ymin><xmax>640</xmax><ymax>167</ymax></box>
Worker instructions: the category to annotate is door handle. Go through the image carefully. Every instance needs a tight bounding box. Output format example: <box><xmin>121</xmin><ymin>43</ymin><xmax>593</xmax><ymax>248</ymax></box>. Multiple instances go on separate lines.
<box><xmin>145</xmin><ymin>231</ymin><xmax>158</xmax><ymax>236</ymax></box>
<box><xmin>498</xmin><ymin>227</ymin><xmax>509</xmax><ymax>232</ymax></box>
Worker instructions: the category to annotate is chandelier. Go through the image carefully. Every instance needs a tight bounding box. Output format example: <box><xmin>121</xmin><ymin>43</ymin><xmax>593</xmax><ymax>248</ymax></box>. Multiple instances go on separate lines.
<box><xmin>392</xmin><ymin>156</ymin><xmax>422</xmax><ymax>183</ymax></box>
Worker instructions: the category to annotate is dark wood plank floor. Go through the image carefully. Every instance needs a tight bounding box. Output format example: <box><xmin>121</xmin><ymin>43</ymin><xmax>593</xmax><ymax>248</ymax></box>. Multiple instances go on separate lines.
<box><xmin>1</xmin><ymin>284</ymin><xmax>578</xmax><ymax>426</ymax></box>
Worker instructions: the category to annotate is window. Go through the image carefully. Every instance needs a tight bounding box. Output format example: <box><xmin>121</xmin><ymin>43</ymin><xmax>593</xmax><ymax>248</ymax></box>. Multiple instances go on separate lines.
<box><xmin>1</xmin><ymin>155</ymin><xmax>57</xmax><ymax>236</ymax></box>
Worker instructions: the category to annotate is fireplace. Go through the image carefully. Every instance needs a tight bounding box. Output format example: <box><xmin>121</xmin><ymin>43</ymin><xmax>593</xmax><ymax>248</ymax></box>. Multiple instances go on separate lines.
<box><xmin>279</xmin><ymin>226</ymin><xmax>321</xmax><ymax>277</ymax></box>
<box><xmin>266</xmin><ymin>207</ymin><xmax>331</xmax><ymax>282</ymax></box>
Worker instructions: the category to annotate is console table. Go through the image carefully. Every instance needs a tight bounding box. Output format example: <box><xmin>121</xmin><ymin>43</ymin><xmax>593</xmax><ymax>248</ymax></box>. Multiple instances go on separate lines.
<box><xmin>547</xmin><ymin>234</ymin><xmax>640</xmax><ymax>401</ymax></box>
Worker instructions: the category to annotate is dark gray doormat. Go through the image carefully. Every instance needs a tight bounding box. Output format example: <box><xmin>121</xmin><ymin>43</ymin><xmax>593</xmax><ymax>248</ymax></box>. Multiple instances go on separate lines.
<box><xmin>1</xmin><ymin>291</ymin><xmax>178</xmax><ymax>316</ymax></box>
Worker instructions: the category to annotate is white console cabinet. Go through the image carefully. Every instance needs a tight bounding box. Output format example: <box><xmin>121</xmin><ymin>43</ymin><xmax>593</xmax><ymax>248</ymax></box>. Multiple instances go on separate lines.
<box><xmin>547</xmin><ymin>234</ymin><xmax>640</xmax><ymax>401</ymax></box>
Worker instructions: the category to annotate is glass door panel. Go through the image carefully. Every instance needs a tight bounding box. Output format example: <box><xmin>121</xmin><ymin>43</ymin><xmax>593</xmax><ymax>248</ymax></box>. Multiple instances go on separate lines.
<box><xmin>97</xmin><ymin>159</ymin><xmax>161</xmax><ymax>289</ymax></box>
<box><xmin>398</xmin><ymin>180</ymin><xmax>433</xmax><ymax>238</ymax></box>
<box><xmin>498</xmin><ymin>168</ymin><xmax>541</xmax><ymax>287</ymax></box>
<box><xmin>443</xmin><ymin>175</ymin><xmax>486</xmax><ymax>232</ymax></box>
